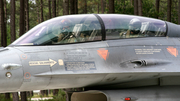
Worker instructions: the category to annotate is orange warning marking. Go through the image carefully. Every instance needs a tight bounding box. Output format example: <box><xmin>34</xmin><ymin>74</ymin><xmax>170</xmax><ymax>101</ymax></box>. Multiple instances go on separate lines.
<box><xmin>20</xmin><ymin>54</ymin><xmax>27</xmax><ymax>60</ymax></box>
<box><xmin>167</xmin><ymin>47</ymin><xmax>178</xmax><ymax>57</ymax></box>
<box><xmin>24</xmin><ymin>72</ymin><xmax>31</xmax><ymax>79</ymax></box>
<box><xmin>97</xmin><ymin>48</ymin><xmax>109</xmax><ymax>60</ymax></box>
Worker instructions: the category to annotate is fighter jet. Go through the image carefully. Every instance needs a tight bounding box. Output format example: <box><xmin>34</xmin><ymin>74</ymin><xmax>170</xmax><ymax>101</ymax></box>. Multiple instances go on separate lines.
<box><xmin>1</xmin><ymin>14</ymin><xmax>180</xmax><ymax>101</ymax></box>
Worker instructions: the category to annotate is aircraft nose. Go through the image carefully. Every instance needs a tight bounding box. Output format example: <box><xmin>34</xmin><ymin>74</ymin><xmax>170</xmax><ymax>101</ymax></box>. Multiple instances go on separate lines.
<box><xmin>0</xmin><ymin>47</ymin><xmax>23</xmax><ymax>92</ymax></box>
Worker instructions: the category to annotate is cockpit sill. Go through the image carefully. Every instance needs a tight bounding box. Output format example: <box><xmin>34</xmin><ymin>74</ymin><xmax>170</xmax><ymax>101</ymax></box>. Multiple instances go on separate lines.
<box><xmin>8</xmin><ymin>37</ymin><xmax>169</xmax><ymax>48</ymax></box>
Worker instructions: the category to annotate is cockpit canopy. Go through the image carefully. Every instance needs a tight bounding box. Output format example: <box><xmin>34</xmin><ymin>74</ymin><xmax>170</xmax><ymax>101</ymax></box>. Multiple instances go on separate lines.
<box><xmin>11</xmin><ymin>14</ymin><xmax>167</xmax><ymax>46</ymax></box>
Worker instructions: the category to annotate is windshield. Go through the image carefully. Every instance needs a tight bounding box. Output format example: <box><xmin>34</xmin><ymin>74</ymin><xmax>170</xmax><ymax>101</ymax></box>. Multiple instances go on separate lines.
<box><xmin>11</xmin><ymin>14</ymin><xmax>101</xmax><ymax>46</ymax></box>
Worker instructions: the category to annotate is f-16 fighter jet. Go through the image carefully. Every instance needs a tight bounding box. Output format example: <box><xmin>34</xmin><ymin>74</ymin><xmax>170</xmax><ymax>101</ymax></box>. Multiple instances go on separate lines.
<box><xmin>1</xmin><ymin>14</ymin><xmax>180</xmax><ymax>101</ymax></box>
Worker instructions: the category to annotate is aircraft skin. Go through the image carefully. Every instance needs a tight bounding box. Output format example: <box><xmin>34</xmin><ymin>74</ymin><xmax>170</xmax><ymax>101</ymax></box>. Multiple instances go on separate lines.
<box><xmin>1</xmin><ymin>14</ymin><xmax>180</xmax><ymax>101</ymax></box>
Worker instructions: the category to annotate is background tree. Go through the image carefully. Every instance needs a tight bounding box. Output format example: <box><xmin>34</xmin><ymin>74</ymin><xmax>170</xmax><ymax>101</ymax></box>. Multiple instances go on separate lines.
<box><xmin>53</xmin><ymin>89</ymin><xmax>59</xmax><ymax>96</ymax></box>
<box><xmin>167</xmin><ymin>0</ymin><xmax>172</xmax><ymax>22</ymax></box>
<box><xmin>138</xmin><ymin>0</ymin><xmax>142</xmax><ymax>16</ymax></box>
<box><xmin>179</xmin><ymin>0</ymin><xmax>180</xmax><ymax>24</ymax></box>
<box><xmin>108</xmin><ymin>0</ymin><xmax>114</xmax><ymax>13</ymax></box>
<box><xmin>40</xmin><ymin>0</ymin><xmax>44</xmax><ymax>22</ymax></box>
<box><xmin>5</xmin><ymin>93</ymin><xmax>10</xmax><ymax>100</ymax></box>
<box><xmin>70</xmin><ymin>0</ymin><xmax>75</xmax><ymax>14</ymax></box>
<box><xmin>74</xmin><ymin>0</ymin><xmax>78</xmax><ymax>14</ymax></box>
<box><xmin>84</xmin><ymin>0</ymin><xmax>87</xmax><ymax>13</ymax></box>
<box><xmin>52</xmin><ymin>0</ymin><xmax>56</xmax><ymax>17</ymax></box>
<box><xmin>13</xmin><ymin>93</ymin><xmax>19</xmax><ymax>101</ymax></box>
<box><xmin>48</xmin><ymin>0</ymin><xmax>51</xmax><ymax>19</ymax></box>
<box><xmin>3</xmin><ymin>0</ymin><xmax>6</xmax><ymax>24</ymax></box>
<box><xmin>19</xmin><ymin>0</ymin><xmax>25</xmax><ymax>36</ymax></box>
<box><xmin>36</xmin><ymin>0</ymin><xmax>40</xmax><ymax>23</ymax></box>
<box><xmin>63</xmin><ymin>0</ymin><xmax>69</xmax><ymax>15</ymax></box>
<box><xmin>101</xmin><ymin>0</ymin><xmax>104</xmax><ymax>13</ymax></box>
<box><xmin>10</xmin><ymin>0</ymin><xmax>15</xmax><ymax>43</ymax></box>
<box><xmin>134</xmin><ymin>0</ymin><xmax>138</xmax><ymax>15</ymax></box>
<box><xmin>156</xmin><ymin>0</ymin><xmax>160</xmax><ymax>19</ymax></box>
<box><xmin>0</xmin><ymin>0</ymin><xmax>7</xmax><ymax>47</ymax></box>
<box><xmin>21</xmin><ymin>91</ymin><xmax>27</xmax><ymax>101</ymax></box>
<box><xmin>25</xmin><ymin>0</ymin><xmax>29</xmax><ymax>32</ymax></box>
<box><xmin>56</xmin><ymin>0</ymin><xmax>62</xmax><ymax>16</ymax></box>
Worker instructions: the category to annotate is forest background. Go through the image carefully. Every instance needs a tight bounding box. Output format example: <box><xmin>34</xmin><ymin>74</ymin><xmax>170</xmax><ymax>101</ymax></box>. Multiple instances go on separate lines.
<box><xmin>0</xmin><ymin>0</ymin><xmax>179</xmax><ymax>101</ymax></box>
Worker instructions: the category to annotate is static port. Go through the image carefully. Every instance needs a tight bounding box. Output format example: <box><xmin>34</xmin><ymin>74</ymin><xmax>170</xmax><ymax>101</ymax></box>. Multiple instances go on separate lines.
<box><xmin>5</xmin><ymin>72</ymin><xmax>12</xmax><ymax>78</ymax></box>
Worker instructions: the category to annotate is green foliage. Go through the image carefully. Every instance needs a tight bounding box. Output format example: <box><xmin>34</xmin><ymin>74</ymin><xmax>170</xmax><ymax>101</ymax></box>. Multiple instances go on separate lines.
<box><xmin>170</xmin><ymin>0</ymin><xmax>178</xmax><ymax>24</ymax></box>
<box><xmin>114</xmin><ymin>0</ymin><xmax>179</xmax><ymax>25</ymax></box>
<box><xmin>142</xmin><ymin>0</ymin><xmax>156</xmax><ymax>18</ymax></box>
<box><xmin>52</xmin><ymin>89</ymin><xmax>66</xmax><ymax>101</ymax></box>
<box><xmin>172</xmin><ymin>8</ymin><xmax>178</xmax><ymax>24</ymax></box>
<box><xmin>0</xmin><ymin>94</ymin><xmax>12</xmax><ymax>101</ymax></box>
<box><xmin>114</xmin><ymin>0</ymin><xmax>134</xmax><ymax>15</ymax></box>
<box><xmin>37</xmin><ymin>89</ymin><xmax>66</xmax><ymax>101</ymax></box>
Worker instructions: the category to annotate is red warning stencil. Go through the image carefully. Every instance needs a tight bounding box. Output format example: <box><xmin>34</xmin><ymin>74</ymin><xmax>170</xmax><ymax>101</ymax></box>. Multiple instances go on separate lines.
<box><xmin>97</xmin><ymin>48</ymin><xmax>109</xmax><ymax>60</ymax></box>
<box><xmin>167</xmin><ymin>47</ymin><xmax>178</xmax><ymax>57</ymax></box>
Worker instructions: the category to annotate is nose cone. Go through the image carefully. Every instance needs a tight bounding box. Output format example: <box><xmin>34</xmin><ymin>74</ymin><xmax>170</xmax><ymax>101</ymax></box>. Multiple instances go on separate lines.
<box><xmin>0</xmin><ymin>47</ymin><xmax>23</xmax><ymax>92</ymax></box>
